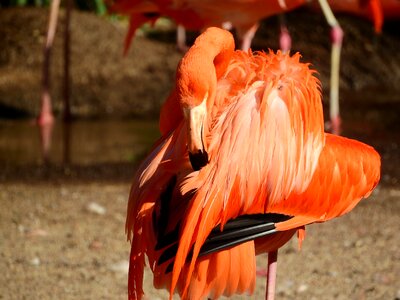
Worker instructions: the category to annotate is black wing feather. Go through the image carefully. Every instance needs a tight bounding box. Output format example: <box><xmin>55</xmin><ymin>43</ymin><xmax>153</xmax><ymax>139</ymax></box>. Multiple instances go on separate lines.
<box><xmin>157</xmin><ymin>213</ymin><xmax>293</xmax><ymax>273</ymax></box>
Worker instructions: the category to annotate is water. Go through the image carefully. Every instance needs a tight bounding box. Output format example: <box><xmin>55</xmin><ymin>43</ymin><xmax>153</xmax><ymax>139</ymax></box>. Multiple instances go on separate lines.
<box><xmin>0</xmin><ymin>119</ymin><xmax>160</xmax><ymax>166</ymax></box>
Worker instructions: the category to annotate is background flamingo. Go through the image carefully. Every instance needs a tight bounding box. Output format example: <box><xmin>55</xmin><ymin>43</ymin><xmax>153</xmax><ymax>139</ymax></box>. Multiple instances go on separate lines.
<box><xmin>126</xmin><ymin>27</ymin><xmax>381</xmax><ymax>300</ymax></box>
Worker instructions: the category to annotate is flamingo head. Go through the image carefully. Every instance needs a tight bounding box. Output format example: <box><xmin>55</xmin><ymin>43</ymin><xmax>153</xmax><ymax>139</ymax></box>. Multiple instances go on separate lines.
<box><xmin>176</xmin><ymin>69</ymin><xmax>212</xmax><ymax>171</ymax></box>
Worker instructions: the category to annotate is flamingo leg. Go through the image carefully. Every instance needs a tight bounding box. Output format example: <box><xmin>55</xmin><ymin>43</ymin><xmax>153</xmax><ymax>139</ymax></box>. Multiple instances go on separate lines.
<box><xmin>238</xmin><ymin>23</ymin><xmax>259</xmax><ymax>51</ymax></box>
<box><xmin>38</xmin><ymin>0</ymin><xmax>60</xmax><ymax>163</ymax></box>
<box><xmin>63</xmin><ymin>0</ymin><xmax>72</xmax><ymax>122</ymax></box>
<box><xmin>266</xmin><ymin>250</ymin><xmax>278</xmax><ymax>300</ymax></box>
<box><xmin>317</xmin><ymin>0</ymin><xmax>343</xmax><ymax>135</ymax></box>
<box><xmin>38</xmin><ymin>100</ymin><xmax>54</xmax><ymax>164</ymax></box>
<box><xmin>279</xmin><ymin>14</ymin><xmax>291</xmax><ymax>53</ymax></box>
<box><xmin>176</xmin><ymin>24</ymin><xmax>188</xmax><ymax>52</ymax></box>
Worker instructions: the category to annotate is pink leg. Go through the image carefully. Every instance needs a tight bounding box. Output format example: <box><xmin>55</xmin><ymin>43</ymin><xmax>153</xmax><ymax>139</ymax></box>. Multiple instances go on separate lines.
<box><xmin>176</xmin><ymin>24</ymin><xmax>188</xmax><ymax>52</ymax></box>
<box><xmin>279</xmin><ymin>25</ymin><xmax>291</xmax><ymax>53</ymax></box>
<box><xmin>317</xmin><ymin>0</ymin><xmax>343</xmax><ymax>135</ymax></box>
<box><xmin>38</xmin><ymin>92</ymin><xmax>54</xmax><ymax>163</ymax></box>
<box><xmin>238</xmin><ymin>23</ymin><xmax>259</xmax><ymax>51</ymax></box>
<box><xmin>329</xmin><ymin>25</ymin><xmax>343</xmax><ymax>135</ymax></box>
<box><xmin>266</xmin><ymin>250</ymin><xmax>278</xmax><ymax>300</ymax></box>
<box><xmin>330</xmin><ymin>114</ymin><xmax>341</xmax><ymax>136</ymax></box>
<box><xmin>38</xmin><ymin>0</ymin><xmax>59</xmax><ymax>163</ymax></box>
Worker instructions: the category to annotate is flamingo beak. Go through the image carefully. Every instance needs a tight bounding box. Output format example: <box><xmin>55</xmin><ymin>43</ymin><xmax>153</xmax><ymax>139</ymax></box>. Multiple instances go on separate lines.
<box><xmin>183</xmin><ymin>97</ymin><xmax>208</xmax><ymax>171</ymax></box>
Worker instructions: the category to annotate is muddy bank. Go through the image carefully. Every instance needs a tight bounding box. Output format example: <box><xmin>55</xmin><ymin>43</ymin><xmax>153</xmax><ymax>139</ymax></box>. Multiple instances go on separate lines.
<box><xmin>0</xmin><ymin>7</ymin><xmax>400</xmax><ymax>118</ymax></box>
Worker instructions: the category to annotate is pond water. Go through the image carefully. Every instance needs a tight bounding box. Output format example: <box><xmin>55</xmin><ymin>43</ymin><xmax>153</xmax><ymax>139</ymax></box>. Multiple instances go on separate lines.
<box><xmin>0</xmin><ymin>119</ymin><xmax>160</xmax><ymax>166</ymax></box>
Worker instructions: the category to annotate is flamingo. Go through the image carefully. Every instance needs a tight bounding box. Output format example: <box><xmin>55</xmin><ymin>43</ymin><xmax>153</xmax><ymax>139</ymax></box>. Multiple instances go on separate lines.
<box><xmin>126</xmin><ymin>27</ymin><xmax>381</xmax><ymax>300</ymax></box>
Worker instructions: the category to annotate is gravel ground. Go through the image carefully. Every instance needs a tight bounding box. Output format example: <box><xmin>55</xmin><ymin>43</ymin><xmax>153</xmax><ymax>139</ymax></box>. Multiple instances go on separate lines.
<box><xmin>1</xmin><ymin>182</ymin><xmax>399</xmax><ymax>300</ymax></box>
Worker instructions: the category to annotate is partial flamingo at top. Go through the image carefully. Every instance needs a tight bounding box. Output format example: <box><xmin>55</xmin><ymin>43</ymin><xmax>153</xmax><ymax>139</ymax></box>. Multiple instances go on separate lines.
<box><xmin>110</xmin><ymin>0</ymin><xmax>305</xmax><ymax>52</ymax></box>
<box><xmin>109</xmin><ymin>0</ymin><xmax>399</xmax><ymax>53</ymax></box>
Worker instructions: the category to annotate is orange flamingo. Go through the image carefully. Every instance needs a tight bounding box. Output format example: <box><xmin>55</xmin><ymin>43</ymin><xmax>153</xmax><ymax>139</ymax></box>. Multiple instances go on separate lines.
<box><xmin>126</xmin><ymin>27</ymin><xmax>380</xmax><ymax>300</ymax></box>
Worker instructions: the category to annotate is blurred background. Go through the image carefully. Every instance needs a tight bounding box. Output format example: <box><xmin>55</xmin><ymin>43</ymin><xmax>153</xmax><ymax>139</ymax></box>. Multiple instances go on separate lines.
<box><xmin>0</xmin><ymin>1</ymin><xmax>399</xmax><ymax>299</ymax></box>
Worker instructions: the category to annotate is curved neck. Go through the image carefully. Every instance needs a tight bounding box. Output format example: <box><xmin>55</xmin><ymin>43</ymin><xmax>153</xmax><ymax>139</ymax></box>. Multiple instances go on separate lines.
<box><xmin>176</xmin><ymin>27</ymin><xmax>235</xmax><ymax>108</ymax></box>
<box><xmin>192</xmin><ymin>27</ymin><xmax>235</xmax><ymax>78</ymax></box>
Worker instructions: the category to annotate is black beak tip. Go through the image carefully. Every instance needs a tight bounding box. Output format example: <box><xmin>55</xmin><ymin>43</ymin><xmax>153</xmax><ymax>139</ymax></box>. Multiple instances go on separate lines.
<box><xmin>189</xmin><ymin>150</ymin><xmax>209</xmax><ymax>171</ymax></box>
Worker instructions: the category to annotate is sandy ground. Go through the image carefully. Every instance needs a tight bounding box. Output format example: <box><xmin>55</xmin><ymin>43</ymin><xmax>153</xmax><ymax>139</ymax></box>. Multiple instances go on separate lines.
<box><xmin>1</xmin><ymin>181</ymin><xmax>399</xmax><ymax>300</ymax></box>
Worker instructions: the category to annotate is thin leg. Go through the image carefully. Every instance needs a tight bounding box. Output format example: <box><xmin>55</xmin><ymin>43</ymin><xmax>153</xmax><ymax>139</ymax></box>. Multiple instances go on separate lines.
<box><xmin>367</xmin><ymin>0</ymin><xmax>383</xmax><ymax>34</ymax></box>
<box><xmin>38</xmin><ymin>0</ymin><xmax>60</xmax><ymax>163</ymax></box>
<box><xmin>38</xmin><ymin>95</ymin><xmax>54</xmax><ymax>164</ymax></box>
<box><xmin>317</xmin><ymin>0</ymin><xmax>343</xmax><ymax>135</ymax></box>
<box><xmin>64</xmin><ymin>0</ymin><xmax>72</xmax><ymax>122</ymax></box>
<box><xmin>238</xmin><ymin>23</ymin><xmax>259</xmax><ymax>51</ymax></box>
<box><xmin>278</xmin><ymin>14</ymin><xmax>291</xmax><ymax>53</ymax></box>
<box><xmin>329</xmin><ymin>25</ymin><xmax>343</xmax><ymax>135</ymax></box>
<box><xmin>266</xmin><ymin>250</ymin><xmax>278</xmax><ymax>300</ymax></box>
<box><xmin>176</xmin><ymin>24</ymin><xmax>188</xmax><ymax>52</ymax></box>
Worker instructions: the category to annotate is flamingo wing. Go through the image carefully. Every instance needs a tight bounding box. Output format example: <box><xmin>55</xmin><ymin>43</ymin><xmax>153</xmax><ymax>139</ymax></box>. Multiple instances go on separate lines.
<box><xmin>155</xmin><ymin>133</ymin><xmax>380</xmax><ymax>273</ymax></box>
<box><xmin>273</xmin><ymin>133</ymin><xmax>381</xmax><ymax>230</ymax></box>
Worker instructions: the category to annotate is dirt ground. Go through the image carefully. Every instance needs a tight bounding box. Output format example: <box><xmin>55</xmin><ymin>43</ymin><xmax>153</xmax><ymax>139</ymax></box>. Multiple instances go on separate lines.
<box><xmin>1</xmin><ymin>182</ymin><xmax>399</xmax><ymax>300</ymax></box>
<box><xmin>1</xmin><ymin>6</ymin><xmax>400</xmax><ymax>300</ymax></box>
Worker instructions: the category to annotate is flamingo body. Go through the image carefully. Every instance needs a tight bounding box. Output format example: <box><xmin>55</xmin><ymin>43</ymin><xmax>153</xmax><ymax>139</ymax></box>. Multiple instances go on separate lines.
<box><xmin>380</xmin><ymin>0</ymin><xmax>400</xmax><ymax>18</ymax></box>
<box><xmin>111</xmin><ymin>0</ymin><xmax>305</xmax><ymax>51</ymax></box>
<box><xmin>126</xmin><ymin>28</ymin><xmax>381</xmax><ymax>300</ymax></box>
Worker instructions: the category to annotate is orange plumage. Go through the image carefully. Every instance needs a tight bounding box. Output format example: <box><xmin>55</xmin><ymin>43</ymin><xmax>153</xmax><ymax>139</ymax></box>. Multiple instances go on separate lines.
<box><xmin>126</xmin><ymin>27</ymin><xmax>380</xmax><ymax>300</ymax></box>
<box><xmin>110</xmin><ymin>0</ymin><xmax>305</xmax><ymax>51</ymax></box>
